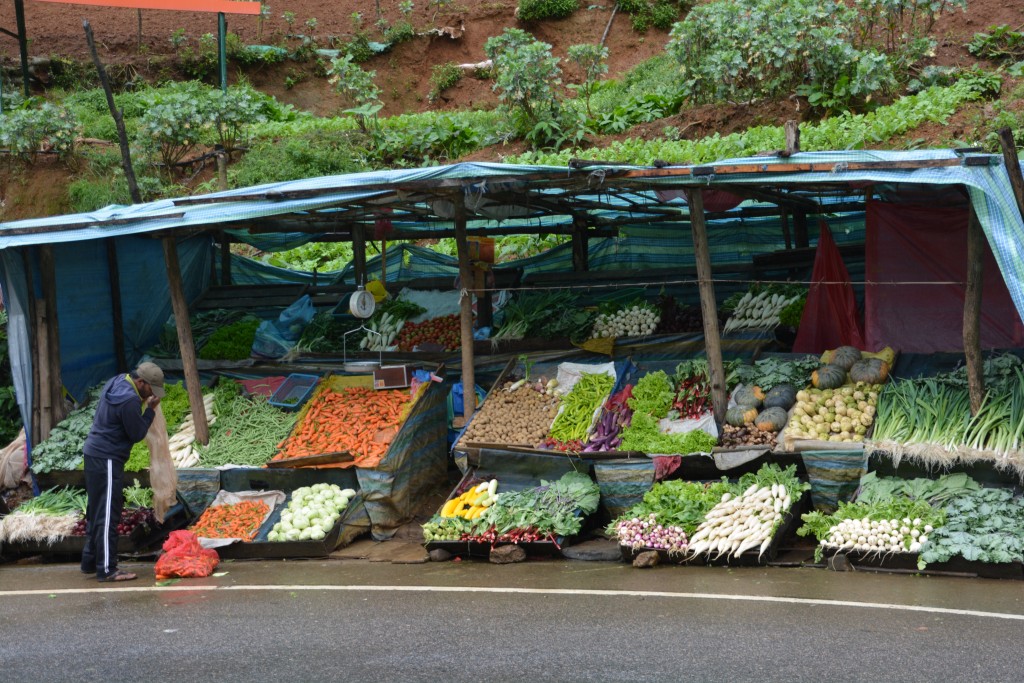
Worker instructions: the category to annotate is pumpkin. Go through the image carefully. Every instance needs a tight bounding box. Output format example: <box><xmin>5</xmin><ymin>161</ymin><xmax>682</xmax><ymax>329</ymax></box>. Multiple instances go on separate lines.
<box><xmin>829</xmin><ymin>345</ymin><xmax>863</xmax><ymax>371</ymax></box>
<box><xmin>755</xmin><ymin>406</ymin><xmax>789</xmax><ymax>432</ymax></box>
<box><xmin>733</xmin><ymin>385</ymin><xmax>765</xmax><ymax>408</ymax></box>
<box><xmin>849</xmin><ymin>358</ymin><xmax>890</xmax><ymax>384</ymax></box>
<box><xmin>725</xmin><ymin>405</ymin><xmax>759</xmax><ymax>427</ymax></box>
<box><xmin>811</xmin><ymin>364</ymin><xmax>847</xmax><ymax>390</ymax></box>
<box><xmin>763</xmin><ymin>383</ymin><xmax>798</xmax><ymax>410</ymax></box>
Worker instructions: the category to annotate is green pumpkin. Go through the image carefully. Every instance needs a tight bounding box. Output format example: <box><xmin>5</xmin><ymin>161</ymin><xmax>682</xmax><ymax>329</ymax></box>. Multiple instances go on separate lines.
<box><xmin>812</xmin><ymin>364</ymin><xmax>847</xmax><ymax>389</ymax></box>
<box><xmin>829</xmin><ymin>345</ymin><xmax>863</xmax><ymax>371</ymax></box>
<box><xmin>755</xmin><ymin>406</ymin><xmax>789</xmax><ymax>432</ymax></box>
<box><xmin>763</xmin><ymin>383</ymin><xmax>798</xmax><ymax>410</ymax></box>
<box><xmin>725</xmin><ymin>405</ymin><xmax>759</xmax><ymax>426</ymax></box>
<box><xmin>733</xmin><ymin>385</ymin><xmax>765</xmax><ymax>409</ymax></box>
<box><xmin>849</xmin><ymin>358</ymin><xmax>890</xmax><ymax>384</ymax></box>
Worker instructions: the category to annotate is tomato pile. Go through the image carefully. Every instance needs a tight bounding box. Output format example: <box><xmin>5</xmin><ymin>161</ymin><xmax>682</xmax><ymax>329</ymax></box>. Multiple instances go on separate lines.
<box><xmin>395</xmin><ymin>314</ymin><xmax>462</xmax><ymax>351</ymax></box>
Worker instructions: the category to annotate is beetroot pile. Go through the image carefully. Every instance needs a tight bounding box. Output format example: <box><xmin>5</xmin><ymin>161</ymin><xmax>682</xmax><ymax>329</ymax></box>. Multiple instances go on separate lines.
<box><xmin>71</xmin><ymin>507</ymin><xmax>157</xmax><ymax>537</ymax></box>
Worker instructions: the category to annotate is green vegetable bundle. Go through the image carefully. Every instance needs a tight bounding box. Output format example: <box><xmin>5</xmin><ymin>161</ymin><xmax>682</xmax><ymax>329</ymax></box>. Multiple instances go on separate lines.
<box><xmin>30</xmin><ymin>385</ymin><xmax>104</xmax><ymax>474</ymax></box>
<box><xmin>548</xmin><ymin>373</ymin><xmax>615</xmax><ymax>443</ymax></box>
<box><xmin>628</xmin><ymin>371</ymin><xmax>675</xmax><ymax>418</ymax></box>
<box><xmin>198</xmin><ymin>317</ymin><xmax>261</xmax><ymax>360</ymax></box>
<box><xmin>619</xmin><ymin>412</ymin><xmax>717</xmax><ymax>455</ymax></box>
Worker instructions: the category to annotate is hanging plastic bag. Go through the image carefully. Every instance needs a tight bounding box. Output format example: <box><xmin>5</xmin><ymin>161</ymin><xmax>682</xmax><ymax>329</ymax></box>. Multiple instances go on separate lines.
<box><xmin>793</xmin><ymin>220</ymin><xmax>865</xmax><ymax>353</ymax></box>
<box><xmin>252</xmin><ymin>295</ymin><xmax>316</xmax><ymax>359</ymax></box>
<box><xmin>146</xmin><ymin>405</ymin><xmax>178</xmax><ymax>523</ymax></box>
<box><xmin>0</xmin><ymin>428</ymin><xmax>27</xmax><ymax>490</ymax></box>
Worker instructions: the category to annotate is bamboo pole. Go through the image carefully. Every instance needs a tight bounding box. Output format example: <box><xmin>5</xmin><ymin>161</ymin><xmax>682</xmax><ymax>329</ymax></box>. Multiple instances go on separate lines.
<box><xmin>162</xmin><ymin>236</ymin><xmax>209</xmax><ymax>444</ymax></box>
<box><xmin>964</xmin><ymin>207</ymin><xmax>985</xmax><ymax>414</ymax></box>
<box><xmin>452</xmin><ymin>192</ymin><xmax>477</xmax><ymax>423</ymax></box>
<box><xmin>686</xmin><ymin>189</ymin><xmax>728</xmax><ymax>423</ymax></box>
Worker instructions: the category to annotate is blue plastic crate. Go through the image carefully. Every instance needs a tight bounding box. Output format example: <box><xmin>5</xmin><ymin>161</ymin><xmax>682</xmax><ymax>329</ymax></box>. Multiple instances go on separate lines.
<box><xmin>268</xmin><ymin>373</ymin><xmax>320</xmax><ymax>411</ymax></box>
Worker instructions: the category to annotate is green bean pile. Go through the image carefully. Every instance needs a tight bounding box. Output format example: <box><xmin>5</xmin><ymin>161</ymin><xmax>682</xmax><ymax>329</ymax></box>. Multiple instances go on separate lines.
<box><xmin>196</xmin><ymin>395</ymin><xmax>297</xmax><ymax>467</ymax></box>
<box><xmin>549</xmin><ymin>373</ymin><xmax>615</xmax><ymax>443</ymax></box>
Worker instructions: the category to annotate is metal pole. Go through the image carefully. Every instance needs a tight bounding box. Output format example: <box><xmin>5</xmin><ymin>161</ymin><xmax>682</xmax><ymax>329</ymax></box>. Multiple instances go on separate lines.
<box><xmin>218</xmin><ymin>12</ymin><xmax>227</xmax><ymax>93</ymax></box>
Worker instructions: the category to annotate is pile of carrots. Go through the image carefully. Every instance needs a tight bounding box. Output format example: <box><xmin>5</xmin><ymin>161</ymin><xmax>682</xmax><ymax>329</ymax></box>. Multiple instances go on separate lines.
<box><xmin>190</xmin><ymin>500</ymin><xmax>269</xmax><ymax>541</ymax></box>
<box><xmin>273</xmin><ymin>387</ymin><xmax>412</xmax><ymax>464</ymax></box>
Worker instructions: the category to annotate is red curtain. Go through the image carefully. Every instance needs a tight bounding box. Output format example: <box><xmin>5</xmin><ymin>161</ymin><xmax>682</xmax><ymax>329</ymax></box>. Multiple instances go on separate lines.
<box><xmin>865</xmin><ymin>200</ymin><xmax>1023</xmax><ymax>352</ymax></box>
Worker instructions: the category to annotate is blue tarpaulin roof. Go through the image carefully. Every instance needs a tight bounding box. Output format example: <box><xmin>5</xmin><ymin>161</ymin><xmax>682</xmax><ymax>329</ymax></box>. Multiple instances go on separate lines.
<box><xmin>1</xmin><ymin>151</ymin><xmax>1022</xmax><ymax>449</ymax></box>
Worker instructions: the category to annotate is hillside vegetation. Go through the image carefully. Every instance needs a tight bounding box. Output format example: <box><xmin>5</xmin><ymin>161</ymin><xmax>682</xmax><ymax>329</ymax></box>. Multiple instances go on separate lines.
<box><xmin>0</xmin><ymin>0</ymin><xmax>1023</xmax><ymax>268</ymax></box>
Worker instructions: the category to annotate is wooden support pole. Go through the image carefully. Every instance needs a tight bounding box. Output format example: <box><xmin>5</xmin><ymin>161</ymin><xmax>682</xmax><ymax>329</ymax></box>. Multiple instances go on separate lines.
<box><xmin>105</xmin><ymin>239</ymin><xmax>127</xmax><ymax>373</ymax></box>
<box><xmin>780</xmin><ymin>207</ymin><xmax>792</xmax><ymax>251</ymax></box>
<box><xmin>571</xmin><ymin>215</ymin><xmax>589</xmax><ymax>272</ymax></box>
<box><xmin>219</xmin><ymin>231</ymin><xmax>232</xmax><ymax>285</ymax></box>
<box><xmin>162</xmin><ymin>236</ymin><xmax>209</xmax><ymax>444</ymax></box>
<box><xmin>39</xmin><ymin>246</ymin><xmax>66</xmax><ymax>427</ymax></box>
<box><xmin>21</xmin><ymin>249</ymin><xmax>40</xmax><ymax>446</ymax></box>
<box><xmin>782</xmin><ymin>120</ymin><xmax>800</xmax><ymax>157</ymax></box>
<box><xmin>14</xmin><ymin>0</ymin><xmax>30</xmax><ymax>97</ymax></box>
<box><xmin>35</xmin><ymin>303</ymin><xmax>52</xmax><ymax>439</ymax></box>
<box><xmin>453</xmin><ymin>193</ymin><xmax>477</xmax><ymax>423</ymax></box>
<box><xmin>793</xmin><ymin>209</ymin><xmax>809</xmax><ymax>249</ymax></box>
<box><xmin>997</xmin><ymin>127</ymin><xmax>1024</xmax><ymax>216</ymax></box>
<box><xmin>352</xmin><ymin>225</ymin><xmax>367</xmax><ymax>286</ymax></box>
<box><xmin>964</xmin><ymin>207</ymin><xmax>985</xmax><ymax>415</ymax></box>
<box><xmin>686</xmin><ymin>189</ymin><xmax>728</xmax><ymax>424</ymax></box>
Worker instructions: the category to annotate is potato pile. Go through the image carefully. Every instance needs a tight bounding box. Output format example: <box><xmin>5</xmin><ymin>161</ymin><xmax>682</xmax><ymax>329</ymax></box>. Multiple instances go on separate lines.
<box><xmin>461</xmin><ymin>380</ymin><xmax>561</xmax><ymax>446</ymax></box>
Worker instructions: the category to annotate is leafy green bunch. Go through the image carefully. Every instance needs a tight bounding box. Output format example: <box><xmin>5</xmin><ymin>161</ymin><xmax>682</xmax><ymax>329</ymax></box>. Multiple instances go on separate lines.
<box><xmin>0</xmin><ymin>101</ymin><xmax>79</xmax><ymax>161</ymax></box>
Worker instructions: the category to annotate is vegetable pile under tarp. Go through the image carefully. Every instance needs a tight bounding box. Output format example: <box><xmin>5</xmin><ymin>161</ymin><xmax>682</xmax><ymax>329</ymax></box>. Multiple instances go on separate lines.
<box><xmin>869</xmin><ymin>355</ymin><xmax>1024</xmax><ymax>472</ymax></box>
<box><xmin>190</xmin><ymin>500</ymin><xmax>270</xmax><ymax>542</ymax></box>
<box><xmin>795</xmin><ymin>472</ymin><xmax>1015</xmax><ymax>568</ymax></box>
<box><xmin>422</xmin><ymin>472</ymin><xmax>600</xmax><ymax>546</ymax></box>
<box><xmin>0</xmin><ymin>486</ymin><xmax>86</xmax><ymax>544</ymax></box>
<box><xmin>619</xmin><ymin>371</ymin><xmax>718</xmax><ymax>455</ymax></box>
<box><xmin>546</xmin><ymin>372</ymin><xmax>615</xmax><ymax>448</ymax></box>
<box><xmin>493</xmin><ymin>290</ymin><xmax>595</xmax><ymax>343</ymax></box>
<box><xmin>196</xmin><ymin>394</ymin><xmax>296</xmax><ymax>467</ymax></box>
<box><xmin>611</xmin><ymin>464</ymin><xmax>808</xmax><ymax>562</ymax></box>
<box><xmin>273</xmin><ymin>385</ymin><xmax>413</xmax><ymax>468</ymax></box>
<box><xmin>29</xmin><ymin>385</ymin><xmax>104</xmax><ymax>473</ymax></box>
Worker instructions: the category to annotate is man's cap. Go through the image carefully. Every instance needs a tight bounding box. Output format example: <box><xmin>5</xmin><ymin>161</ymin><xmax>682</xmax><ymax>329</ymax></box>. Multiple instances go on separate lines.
<box><xmin>135</xmin><ymin>362</ymin><xmax>165</xmax><ymax>398</ymax></box>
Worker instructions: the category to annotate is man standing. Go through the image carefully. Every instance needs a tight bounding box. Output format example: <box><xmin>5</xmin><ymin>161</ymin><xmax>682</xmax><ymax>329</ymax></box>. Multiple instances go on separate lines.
<box><xmin>81</xmin><ymin>362</ymin><xmax>164</xmax><ymax>582</ymax></box>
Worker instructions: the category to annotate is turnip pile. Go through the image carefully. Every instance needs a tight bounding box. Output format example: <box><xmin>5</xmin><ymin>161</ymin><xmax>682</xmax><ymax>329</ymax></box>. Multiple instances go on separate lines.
<box><xmin>615</xmin><ymin>513</ymin><xmax>688</xmax><ymax>553</ymax></box>
<box><xmin>268</xmin><ymin>484</ymin><xmax>355</xmax><ymax>542</ymax></box>
<box><xmin>591</xmin><ymin>304</ymin><xmax>660</xmax><ymax>339</ymax></box>
<box><xmin>820</xmin><ymin>516</ymin><xmax>933</xmax><ymax>554</ymax></box>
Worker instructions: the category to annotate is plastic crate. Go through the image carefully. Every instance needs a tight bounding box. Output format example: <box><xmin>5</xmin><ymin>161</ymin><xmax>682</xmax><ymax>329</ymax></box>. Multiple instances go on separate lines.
<box><xmin>269</xmin><ymin>373</ymin><xmax>320</xmax><ymax>411</ymax></box>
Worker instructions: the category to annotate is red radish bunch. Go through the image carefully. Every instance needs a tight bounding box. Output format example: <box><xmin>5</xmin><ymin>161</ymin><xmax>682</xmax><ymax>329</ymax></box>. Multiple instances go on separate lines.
<box><xmin>71</xmin><ymin>507</ymin><xmax>156</xmax><ymax>537</ymax></box>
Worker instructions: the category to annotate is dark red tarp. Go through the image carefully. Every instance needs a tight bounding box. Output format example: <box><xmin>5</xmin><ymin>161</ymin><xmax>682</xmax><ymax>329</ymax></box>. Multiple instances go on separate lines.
<box><xmin>793</xmin><ymin>220</ymin><xmax>865</xmax><ymax>353</ymax></box>
<box><xmin>865</xmin><ymin>200</ymin><xmax>1024</xmax><ymax>353</ymax></box>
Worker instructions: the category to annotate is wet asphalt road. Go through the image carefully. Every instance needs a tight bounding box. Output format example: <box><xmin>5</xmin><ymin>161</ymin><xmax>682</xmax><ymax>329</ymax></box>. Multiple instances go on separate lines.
<box><xmin>3</xmin><ymin>558</ymin><xmax>1024</xmax><ymax>683</ymax></box>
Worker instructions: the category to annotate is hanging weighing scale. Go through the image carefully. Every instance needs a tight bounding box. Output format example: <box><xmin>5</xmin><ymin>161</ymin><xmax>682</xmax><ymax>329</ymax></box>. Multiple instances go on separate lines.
<box><xmin>342</xmin><ymin>286</ymin><xmax>384</xmax><ymax>373</ymax></box>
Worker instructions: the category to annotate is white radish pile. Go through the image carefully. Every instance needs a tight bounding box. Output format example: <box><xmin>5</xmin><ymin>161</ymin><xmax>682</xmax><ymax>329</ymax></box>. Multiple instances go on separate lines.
<box><xmin>687</xmin><ymin>483</ymin><xmax>793</xmax><ymax>560</ymax></box>
<box><xmin>360</xmin><ymin>312</ymin><xmax>403</xmax><ymax>352</ymax></box>
<box><xmin>169</xmin><ymin>394</ymin><xmax>216</xmax><ymax>468</ymax></box>
<box><xmin>723</xmin><ymin>290</ymin><xmax>802</xmax><ymax>333</ymax></box>
<box><xmin>591</xmin><ymin>305</ymin><xmax>660</xmax><ymax>339</ymax></box>
<box><xmin>820</xmin><ymin>516</ymin><xmax>933</xmax><ymax>554</ymax></box>
<box><xmin>614</xmin><ymin>513</ymin><xmax>688</xmax><ymax>553</ymax></box>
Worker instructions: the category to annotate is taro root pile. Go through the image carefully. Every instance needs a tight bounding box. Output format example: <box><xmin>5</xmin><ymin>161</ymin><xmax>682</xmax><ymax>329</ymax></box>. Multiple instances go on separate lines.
<box><xmin>461</xmin><ymin>379</ymin><xmax>561</xmax><ymax>446</ymax></box>
<box><xmin>718</xmin><ymin>424</ymin><xmax>778</xmax><ymax>449</ymax></box>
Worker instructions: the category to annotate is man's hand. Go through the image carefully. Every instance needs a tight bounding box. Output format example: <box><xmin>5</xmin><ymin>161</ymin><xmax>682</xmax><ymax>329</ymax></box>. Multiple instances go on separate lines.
<box><xmin>146</xmin><ymin>395</ymin><xmax>161</xmax><ymax>410</ymax></box>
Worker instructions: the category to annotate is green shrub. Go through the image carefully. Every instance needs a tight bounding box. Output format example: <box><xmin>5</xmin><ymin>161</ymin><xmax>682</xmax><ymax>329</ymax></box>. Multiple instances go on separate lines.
<box><xmin>384</xmin><ymin>20</ymin><xmax>416</xmax><ymax>44</ymax></box>
<box><xmin>517</xmin><ymin>0</ymin><xmax>578</xmax><ymax>22</ymax></box>
<box><xmin>484</xmin><ymin>28</ymin><xmax>563</xmax><ymax>144</ymax></box>
<box><xmin>229</xmin><ymin>130</ymin><xmax>370</xmax><ymax>186</ymax></box>
<box><xmin>428</xmin><ymin>62</ymin><xmax>463</xmax><ymax>102</ymax></box>
<box><xmin>667</xmin><ymin>0</ymin><xmax>896</xmax><ymax>111</ymax></box>
<box><xmin>134</xmin><ymin>82</ymin><xmax>217</xmax><ymax>168</ymax></box>
<box><xmin>0</xmin><ymin>101</ymin><xmax>79</xmax><ymax>160</ymax></box>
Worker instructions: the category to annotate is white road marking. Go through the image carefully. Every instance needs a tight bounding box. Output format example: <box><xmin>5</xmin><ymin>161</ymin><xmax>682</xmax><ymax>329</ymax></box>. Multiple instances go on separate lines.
<box><xmin>1</xmin><ymin>583</ymin><xmax>1023</xmax><ymax>621</ymax></box>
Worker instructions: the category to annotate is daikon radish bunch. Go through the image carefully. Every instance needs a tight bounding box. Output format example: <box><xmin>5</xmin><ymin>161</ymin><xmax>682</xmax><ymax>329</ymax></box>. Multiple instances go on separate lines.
<box><xmin>169</xmin><ymin>394</ymin><xmax>216</xmax><ymax>468</ymax></box>
<box><xmin>687</xmin><ymin>481</ymin><xmax>800</xmax><ymax>561</ymax></box>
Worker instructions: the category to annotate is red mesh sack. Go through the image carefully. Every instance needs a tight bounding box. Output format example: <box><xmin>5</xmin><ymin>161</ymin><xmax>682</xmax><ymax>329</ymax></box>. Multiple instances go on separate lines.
<box><xmin>155</xmin><ymin>530</ymin><xmax>220</xmax><ymax>580</ymax></box>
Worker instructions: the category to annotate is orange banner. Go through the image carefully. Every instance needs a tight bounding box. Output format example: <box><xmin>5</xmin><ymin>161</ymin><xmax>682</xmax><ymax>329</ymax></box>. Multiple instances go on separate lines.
<box><xmin>34</xmin><ymin>0</ymin><xmax>262</xmax><ymax>14</ymax></box>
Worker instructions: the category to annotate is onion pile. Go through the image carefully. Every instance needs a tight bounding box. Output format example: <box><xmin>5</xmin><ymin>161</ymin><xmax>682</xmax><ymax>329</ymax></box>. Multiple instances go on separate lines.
<box><xmin>613</xmin><ymin>513</ymin><xmax>688</xmax><ymax>553</ymax></box>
